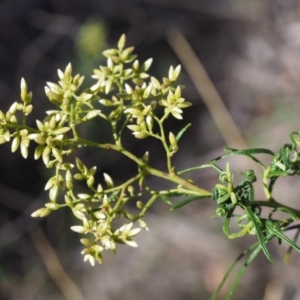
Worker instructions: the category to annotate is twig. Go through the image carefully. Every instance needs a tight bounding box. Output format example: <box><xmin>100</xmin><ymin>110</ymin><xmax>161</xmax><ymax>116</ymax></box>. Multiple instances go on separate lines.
<box><xmin>166</xmin><ymin>29</ymin><xmax>247</xmax><ymax>149</ymax></box>
<box><xmin>30</xmin><ymin>226</ymin><xmax>86</xmax><ymax>300</ymax></box>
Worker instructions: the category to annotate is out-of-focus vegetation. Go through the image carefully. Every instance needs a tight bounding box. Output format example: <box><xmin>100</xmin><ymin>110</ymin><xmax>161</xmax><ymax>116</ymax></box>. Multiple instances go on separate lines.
<box><xmin>75</xmin><ymin>18</ymin><xmax>107</xmax><ymax>75</ymax></box>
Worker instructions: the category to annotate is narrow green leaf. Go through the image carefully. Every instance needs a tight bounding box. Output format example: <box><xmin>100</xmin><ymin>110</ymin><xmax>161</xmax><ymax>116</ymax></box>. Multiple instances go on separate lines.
<box><xmin>168</xmin><ymin>123</ymin><xmax>191</xmax><ymax>151</ymax></box>
<box><xmin>244</xmin><ymin>206</ymin><xmax>273</xmax><ymax>263</ymax></box>
<box><xmin>171</xmin><ymin>195</ymin><xmax>209</xmax><ymax>210</ymax></box>
<box><xmin>210</xmin><ymin>148</ymin><xmax>274</xmax><ymax>169</ymax></box>
<box><xmin>226</xmin><ymin>244</ymin><xmax>261</xmax><ymax>299</ymax></box>
<box><xmin>177</xmin><ymin>163</ymin><xmax>222</xmax><ymax>175</ymax></box>
<box><xmin>284</xmin><ymin>228</ymin><xmax>300</xmax><ymax>263</ymax></box>
<box><xmin>224</xmin><ymin>148</ymin><xmax>275</xmax><ymax>156</ymax></box>
<box><xmin>226</xmin><ymin>233</ymin><xmax>274</xmax><ymax>299</ymax></box>
<box><xmin>175</xmin><ymin>123</ymin><xmax>191</xmax><ymax>142</ymax></box>
<box><xmin>211</xmin><ymin>241</ymin><xmax>259</xmax><ymax>300</ymax></box>
<box><xmin>265</xmin><ymin>220</ymin><xmax>300</xmax><ymax>254</ymax></box>
<box><xmin>160</xmin><ymin>194</ymin><xmax>173</xmax><ymax>205</ymax></box>
<box><xmin>223</xmin><ymin>207</ymin><xmax>234</xmax><ymax>236</ymax></box>
<box><xmin>269</xmin><ymin>207</ymin><xmax>299</xmax><ymax>221</ymax></box>
<box><xmin>108</xmin><ymin>190</ymin><xmax>120</xmax><ymax>202</ymax></box>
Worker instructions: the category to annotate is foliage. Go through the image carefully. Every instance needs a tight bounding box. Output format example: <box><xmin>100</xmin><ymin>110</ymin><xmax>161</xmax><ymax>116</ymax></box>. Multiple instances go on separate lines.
<box><xmin>2</xmin><ymin>34</ymin><xmax>300</xmax><ymax>299</ymax></box>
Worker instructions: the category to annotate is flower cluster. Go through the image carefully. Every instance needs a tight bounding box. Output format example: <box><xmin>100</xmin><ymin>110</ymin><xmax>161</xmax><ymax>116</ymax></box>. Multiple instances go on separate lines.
<box><xmin>6</xmin><ymin>35</ymin><xmax>194</xmax><ymax>266</ymax></box>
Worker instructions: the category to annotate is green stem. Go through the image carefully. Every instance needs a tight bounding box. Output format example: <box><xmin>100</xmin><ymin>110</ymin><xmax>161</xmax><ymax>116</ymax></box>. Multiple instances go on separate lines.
<box><xmin>7</xmin><ymin>123</ymin><xmax>39</xmax><ymax>133</ymax></box>
<box><xmin>148</xmin><ymin>168</ymin><xmax>210</xmax><ymax>196</ymax></box>
<box><xmin>67</xmin><ymin>138</ymin><xmax>211</xmax><ymax>196</ymax></box>
<box><xmin>70</xmin><ymin>103</ymin><xmax>79</xmax><ymax>139</ymax></box>
<box><xmin>155</xmin><ymin>115</ymin><xmax>173</xmax><ymax>174</ymax></box>
<box><xmin>139</xmin><ymin>194</ymin><xmax>160</xmax><ymax>218</ymax></box>
<box><xmin>111</xmin><ymin>173</ymin><xmax>142</xmax><ymax>213</ymax></box>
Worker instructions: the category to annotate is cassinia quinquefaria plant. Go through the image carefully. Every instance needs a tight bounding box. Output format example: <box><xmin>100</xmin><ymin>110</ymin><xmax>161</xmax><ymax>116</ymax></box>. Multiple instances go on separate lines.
<box><xmin>3</xmin><ymin>34</ymin><xmax>300</xmax><ymax>299</ymax></box>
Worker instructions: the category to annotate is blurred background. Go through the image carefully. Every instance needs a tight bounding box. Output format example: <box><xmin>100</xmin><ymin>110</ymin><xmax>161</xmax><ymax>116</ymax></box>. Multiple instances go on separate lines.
<box><xmin>1</xmin><ymin>0</ymin><xmax>300</xmax><ymax>299</ymax></box>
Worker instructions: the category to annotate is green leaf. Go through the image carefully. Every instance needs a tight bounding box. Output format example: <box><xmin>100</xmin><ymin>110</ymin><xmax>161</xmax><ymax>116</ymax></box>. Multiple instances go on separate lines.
<box><xmin>226</xmin><ymin>242</ymin><xmax>262</xmax><ymax>299</ymax></box>
<box><xmin>167</xmin><ymin>123</ymin><xmax>191</xmax><ymax>151</ymax></box>
<box><xmin>177</xmin><ymin>163</ymin><xmax>222</xmax><ymax>175</ymax></box>
<box><xmin>265</xmin><ymin>220</ymin><xmax>300</xmax><ymax>254</ymax></box>
<box><xmin>244</xmin><ymin>206</ymin><xmax>273</xmax><ymax>263</ymax></box>
<box><xmin>269</xmin><ymin>206</ymin><xmax>299</xmax><ymax>221</ymax></box>
<box><xmin>108</xmin><ymin>190</ymin><xmax>120</xmax><ymax>202</ymax></box>
<box><xmin>175</xmin><ymin>123</ymin><xmax>191</xmax><ymax>142</ymax></box>
<box><xmin>171</xmin><ymin>195</ymin><xmax>209</xmax><ymax>210</ymax></box>
<box><xmin>210</xmin><ymin>148</ymin><xmax>274</xmax><ymax>169</ymax></box>
<box><xmin>211</xmin><ymin>241</ymin><xmax>259</xmax><ymax>300</ymax></box>
<box><xmin>160</xmin><ymin>194</ymin><xmax>173</xmax><ymax>205</ymax></box>
<box><xmin>284</xmin><ymin>228</ymin><xmax>300</xmax><ymax>263</ymax></box>
<box><xmin>225</xmin><ymin>147</ymin><xmax>275</xmax><ymax>156</ymax></box>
